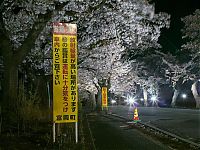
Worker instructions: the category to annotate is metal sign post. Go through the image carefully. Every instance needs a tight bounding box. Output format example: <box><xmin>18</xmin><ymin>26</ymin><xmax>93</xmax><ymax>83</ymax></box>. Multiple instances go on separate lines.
<box><xmin>75</xmin><ymin>122</ymin><xmax>78</xmax><ymax>143</ymax></box>
<box><xmin>53</xmin><ymin>122</ymin><xmax>56</xmax><ymax>143</ymax></box>
<box><xmin>47</xmin><ymin>81</ymin><xmax>51</xmax><ymax>108</ymax></box>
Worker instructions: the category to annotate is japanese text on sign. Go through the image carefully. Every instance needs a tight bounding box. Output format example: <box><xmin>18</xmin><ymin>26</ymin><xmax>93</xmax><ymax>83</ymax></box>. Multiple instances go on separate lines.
<box><xmin>102</xmin><ymin>87</ymin><xmax>108</xmax><ymax>107</ymax></box>
<box><xmin>53</xmin><ymin>23</ymin><xmax>78</xmax><ymax>123</ymax></box>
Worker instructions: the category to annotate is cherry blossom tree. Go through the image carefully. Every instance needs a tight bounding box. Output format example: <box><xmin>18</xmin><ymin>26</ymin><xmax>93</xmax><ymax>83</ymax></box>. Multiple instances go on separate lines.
<box><xmin>181</xmin><ymin>9</ymin><xmax>200</xmax><ymax>108</ymax></box>
<box><xmin>0</xmin><ymin>0</ymin><xmax>170</xmax><ymax>112</ymax></box>
<box><xmin>1</xmin><ymin>0</ymin><xmax>61</xmax><ymax>109</ymax></box>
<box><xmin>77</xmin><ymin>0</ymin><xmax>170</xmax><ymax>108</ymax></box>
<box><xmin>154</xmin><ymin>50</ymin><xmax>198</xmax><ymax>107</ymax></box>
<box><xmin>0</xmin><ymin>0</ymin><xmax>101</xmax><ymax>109</ymax></box>
<box><xmin>20</xmin><ymin>0</ymin><xmax>170</xmax><ymax>108</ymax></box>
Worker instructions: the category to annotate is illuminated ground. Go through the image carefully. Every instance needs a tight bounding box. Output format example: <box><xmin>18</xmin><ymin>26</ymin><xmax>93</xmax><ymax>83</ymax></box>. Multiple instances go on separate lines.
<box><xmin>87</xmin><ymin>113</ymin><xmax>170</xmax><ymax>150</ymax></box>
<box><xmin>111</xmin><ymin>105</ymin><xmax>200</xmax><ymax>143</ymax></box>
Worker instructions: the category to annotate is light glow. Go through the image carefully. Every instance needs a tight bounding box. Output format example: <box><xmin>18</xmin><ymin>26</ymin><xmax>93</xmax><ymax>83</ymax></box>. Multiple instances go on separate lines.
<box><xmin>150</xmin><ymin>96</ymin><xmax>157</xmax><ymax>102</ymax></box>
<box><xmin>182</xmin><ymin>94</ymin><xmax>187</xmax><ymax>99</ymax></box>
<box><xmin>111</xmin><ymin>100</ymin><xmax>116</xmax><ymax>104</ymax></box>
<box><xmin>150</xmin><ymin>95</ymin><xmax>158</xmax><ymax>106</ymax></box>
<box><xmin>125</xmin><ymin>95</ymin><xmax>137</xmax><ymax>106</ymax></box>
<box><xmin>129</xmin><ymin>97</ymin><xmax>135</xmax><ymax>104</ymax></box>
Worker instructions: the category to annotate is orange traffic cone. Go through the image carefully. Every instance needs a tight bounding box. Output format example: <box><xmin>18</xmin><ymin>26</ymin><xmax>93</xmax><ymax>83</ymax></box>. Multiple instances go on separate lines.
<box><xmin>133</xmin><ymin>107</ymin><xmax>140</xmax><ymax>122</ymax></box>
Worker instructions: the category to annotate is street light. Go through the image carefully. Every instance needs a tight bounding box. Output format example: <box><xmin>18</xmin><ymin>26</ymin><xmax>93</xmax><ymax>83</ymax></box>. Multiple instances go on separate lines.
<box><xmin>150</xmin><ymin>96</ymin><xmax>158</xmax><ymax>106</ymax></box>
<box><xmin>150</xmin><ymin>96</ymin><xmax>157</xmax><ymax>102</ymax></box>
<box><xmin>182</xmin><ymin>93</ymin><xmax>187</xmax><ymax>99</ymax></box>
<box><xmin>129</xmin><ymin>97</ymin><xmax>135</xmax><ymax>104</ymax></box>
<box><xmin>111</xmin><ymin>100</ymin><xmax>116</xmax><ymax>104</ymax></box>
<box><xmin>125</xmin><ymin>95</ymin><xmax>136</xmax><ymax>107</ymax></box>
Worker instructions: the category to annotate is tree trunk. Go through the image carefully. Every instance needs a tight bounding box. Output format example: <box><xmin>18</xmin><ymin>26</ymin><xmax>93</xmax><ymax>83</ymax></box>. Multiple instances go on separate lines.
<box><xmin>2</xmin><ymin>63</ymin><xmax>18</xmax><ymax>109</ymax></box>
<box><xmin>90</xmin><ymin>92</ymin><xmax>96</xmax><ymax>111</ymax></box>
<box><xmin>143</xmin><ymin>87</ymin><xmax>148</xmax><ymax>107</ymax></box>
<box><xmin>0</xmin><ymin>105</ymin><xmax>2</xmax><ymax>134</ymax></box>
<box><xmin>35</xmin><ymin>76</ymin><xmax>48</xmax><ymax>106</ymax></box>
<box><xmin>171</xmin><ymin>89</ymin><xmax>179</xmax><ymax>107</ymax></box>
<box><xmin>0</xmin><ymin>38</ymin><xmax>20</xmax><ymax>125</ymax></box>
<box><xmin>96</xmin><ymin>89</ymin><xmax>102</xmax><ymax>111</ymax></box>
<box><xmin>191</xmin><ymin>82</ymin><xmax>200</xmax><ymax>109</ymax></box>
<box><xmin>2</xmin><ymin>63</ymin><xmax>19</xmax><ymax>125</ymax></box>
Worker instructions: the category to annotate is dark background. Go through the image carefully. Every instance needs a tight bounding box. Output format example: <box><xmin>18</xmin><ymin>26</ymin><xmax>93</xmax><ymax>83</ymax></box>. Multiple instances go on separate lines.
<box><xmin>152</xmin><ymin>0</ymin><xmax>200</xmax><ymax>55</ymax></box>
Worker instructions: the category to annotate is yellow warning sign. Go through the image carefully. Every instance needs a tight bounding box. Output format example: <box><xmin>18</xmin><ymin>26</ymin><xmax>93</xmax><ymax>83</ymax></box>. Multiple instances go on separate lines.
<box><xmin>53</xmin><ymin>23</ymin><xmax>78</xmax><ymax>123</ymax></box>
<box><xmin>102</xmin><ymin>87</ymin><xmax>108</xmax><ymax>107</ymax></box>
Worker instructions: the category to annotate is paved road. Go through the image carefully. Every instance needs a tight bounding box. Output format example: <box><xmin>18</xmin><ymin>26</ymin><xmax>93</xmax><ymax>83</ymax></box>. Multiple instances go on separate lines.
<box><xmin>110</xmin><ymin>105</ymin><xmax>200</xmax><ymax>143</ymax></box>
<box><xmin>87</xmin><ymin>113</ymin><xmax>170</xmax><ymax>150</ymax></box>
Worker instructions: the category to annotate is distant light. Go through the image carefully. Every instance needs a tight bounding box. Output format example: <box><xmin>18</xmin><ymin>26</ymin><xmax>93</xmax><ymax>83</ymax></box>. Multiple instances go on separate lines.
<box><xmin>150</xmin><ymin>96</ymin><xmax>157</xmax><ymax>102</ymax></box>
<box><xmin>140</xmin><ymin>98</ymin><xmax>144</xmax><ymax>101</ymax></box>
<box><xmin>182</xmin><ymin>94</ymin><xmax>187</xmax><ymax>99</ymax></box>
<box><xmin>150</xmin><ymin>96</ymin><xmax>158</xmax><ymax>106</ymax></box>
<box><xmin>129</xmin><ymin>97</ymin><xmax>135</xmax><ymax>104</ymax></box>
<box><xmin>111</xmin><ymin>100</ymin><xmax>116</xmax><ymax>104</ymax></box>
<box><xmin>125</xmin><ymin>95</ymin><xmax>138</xmax><ymax>106</ymax></box>
<box><xmin>198</xmin><ymin>79</ymin><xmax>200</xmax><ymax>82</ymax></box>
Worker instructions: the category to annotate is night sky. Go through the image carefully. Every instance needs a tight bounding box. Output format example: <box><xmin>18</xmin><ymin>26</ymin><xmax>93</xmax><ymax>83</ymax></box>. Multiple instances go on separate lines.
<box><xmin>152</xmin><ymin>0</ymin><xmax>200</xmax><ymax>55</ymax></box>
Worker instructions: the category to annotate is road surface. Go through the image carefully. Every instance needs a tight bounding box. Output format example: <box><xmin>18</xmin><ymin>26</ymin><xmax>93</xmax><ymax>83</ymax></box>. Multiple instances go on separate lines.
<box><xmin>87</xmin><ymin>113</ymin><xmax>171</xmax><ymax>150</ymax></box>
<box><xmin>110</xmin><ymin>105</ymin><xmax>200</xmax><ymax>144</ymax></box>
